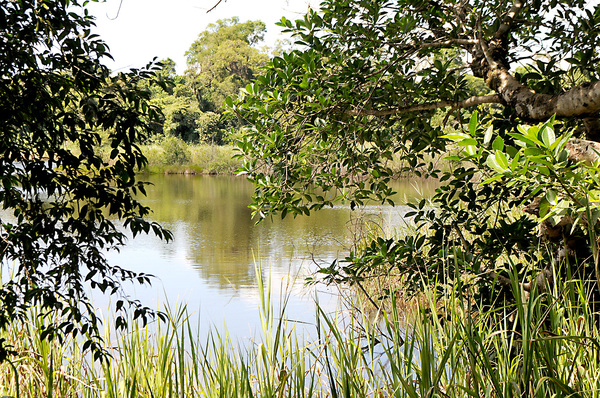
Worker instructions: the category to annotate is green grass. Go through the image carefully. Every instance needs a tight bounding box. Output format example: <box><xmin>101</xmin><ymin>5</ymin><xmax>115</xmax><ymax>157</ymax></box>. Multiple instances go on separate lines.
<box><xmin>1</xmin><ymin>263</ymin><xmax>600</xmax><ymax>397</ymax></box>
<box><xmin>141</xmin><ymin>140</ymin><xmax>242</xmax><ymax>175</ymax></box>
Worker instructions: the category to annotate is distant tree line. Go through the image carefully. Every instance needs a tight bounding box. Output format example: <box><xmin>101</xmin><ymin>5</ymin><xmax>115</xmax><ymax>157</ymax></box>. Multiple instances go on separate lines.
<box><xmin>149</xmin><ymin>17</ymin><xmax>269</xmax><ymax>145</ymax></box>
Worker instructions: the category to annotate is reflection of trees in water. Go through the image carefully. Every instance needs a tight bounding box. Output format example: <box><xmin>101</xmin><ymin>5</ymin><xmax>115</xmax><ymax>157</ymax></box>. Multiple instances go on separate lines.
<box><xmin>139</xmin><ymin>175</ymin><xmax>438</xmax><ymax>289</ymax></box>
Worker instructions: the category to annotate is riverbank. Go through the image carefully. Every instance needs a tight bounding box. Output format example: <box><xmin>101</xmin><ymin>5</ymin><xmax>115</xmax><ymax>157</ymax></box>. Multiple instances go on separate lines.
<box><xmin>138</xmin><ymin>138</ymin><xmax>457</xmax><ymax>176</ymax></box>
<box><xmin>140</xmin><ymin>139</ymin><xmax>242</xmax><ymax>175</ymax></box>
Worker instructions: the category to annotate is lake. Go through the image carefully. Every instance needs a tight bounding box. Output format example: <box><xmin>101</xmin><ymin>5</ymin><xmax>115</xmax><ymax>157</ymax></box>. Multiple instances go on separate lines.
<box><xmin>102</xmin><ymin>174</ymin><xmax>439</xmax><ymax>341</ymax></box>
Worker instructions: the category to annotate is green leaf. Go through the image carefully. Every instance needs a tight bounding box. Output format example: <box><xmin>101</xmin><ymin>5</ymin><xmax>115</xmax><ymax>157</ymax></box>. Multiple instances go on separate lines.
<box><xmin>510</xmin><ymin>151</ymin><xmax>521</xmax><ymax>172</ymax></box>
<box><xmin>469</xmin><ymin>111</ymin><xmax>478</xmax><ymax>136</ymax></box>
<box><xmin>546</xmin><ymin>190</ymin><xmax>557</xmax><ymax>205</ymax></box>
<box><xmin>457</xmin><ymin>138</ymin><xmax>478</xmax><ymax>147</ymax></box>
<box><xmin>480</xmin><ymin>174</ymin><xmax>504</xmax><ymax>185</ymax></box>
<box><xmin>557</xmin><ymin>149</ymin><xmax>569</xmax><ymax>163</ymax></box>
<box><xmin>299</xmin><ymin>75</ymin><xmax>309</xmax><ymax>89</ymax></box>
<box><xmin>492</xmin><ymin>136</ymin><xmax>504</xmax><ymax>151</ymax></box>
<box><xmin>483</xmin><ymin>125</ymin><xmax>494</xmax><ymax>146</ymax></box>
<box><xmin>552</xmin><ymin>132</ymin><xmax>572</xmax><ymax>154</ymax></box>
<box><xmin>528</xmin><ymin>156</ymin><xmax>554</xmax><ymax>168</ymax></box>
<box><xmin>511</xmin><ymin>131</ymin><xmax>543</xmax><ymax>147</ymax></box>
<box><xmin>520</xmin><ymin>124</ymin><xmax>541</xmax><ymax>143</ymax></box>
<box><xmin>523</xmin><ymin>147</ymin><xmax>544</xmax><ymax>157</ymax></box>
<box><xmin>540</xmin><ymin>126</ymin><xmax>556</xmax><ymax>147</ymax></box>
<box><xmin>494</xmin><ymin>150</ymin><xmax>509</xmax><ymax>170</ymax></box>
<box><xmin>571</xmin><ymin>212</ymin><xmax>584</xmax><ymax>233</ymax></box>
<box><xmin>462</xmin><ymin>145</ymin><xmax>479</xmax><ymax>157</ymax></box>
<box><xmin>441</xmin><ymin>133</ymin><xmax>471</xmax><ymax>141</ymax></box>
<box><xmin>538</xmin><ymin>166</ymin><xmax>550</xmax><ymax>176</ymax></box>
<box><xmin>486</xmin><ymin>153</ymin><xmax>509</xmax><ymax>173</ymax></box>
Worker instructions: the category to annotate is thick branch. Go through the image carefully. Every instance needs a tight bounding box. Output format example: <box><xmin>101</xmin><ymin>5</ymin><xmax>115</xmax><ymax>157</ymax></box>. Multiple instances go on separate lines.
<box><xmin>565</xmin><ymin>138</ymin><xmax>600</xmax><ymax>164</ymax></box>
<box><xmin>487</xmin><ymin>69</ymin><xmax>600</xmax><ymax>121</ymax></box>
<box><xmin>477</xmin><ymin>5</ymin><xmax>600</xmax><ymax>127</ymax></box>
<box><xmin>346</xmin><ymin>94</ymin><xmax>503</xmax><ymax>117</ymax></box>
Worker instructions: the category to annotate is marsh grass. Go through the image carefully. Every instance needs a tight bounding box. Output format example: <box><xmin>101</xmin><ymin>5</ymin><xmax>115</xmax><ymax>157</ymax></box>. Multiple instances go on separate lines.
<box><xmin>1</xmin><ymin>262</ymin><xmax>600</xmax><ymax>397</ymax></box>
<box><xmin>140</xmin><ymin>141</ymin><xmax>241</xmax><ymax>175</ymax></box>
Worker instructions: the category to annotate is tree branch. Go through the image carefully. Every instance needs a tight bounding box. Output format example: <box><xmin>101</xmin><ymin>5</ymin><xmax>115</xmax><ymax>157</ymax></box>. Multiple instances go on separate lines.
<box><xmin>206</xmin><ymin>0</ymin><xmax>224</xmax><ymax>13</ymax></box>
<box><xmin>346</xmin><ymin>94</ymin><xmax>503</xmax><ymax>117</ymax></box>
<box><xmin>565</xmin><ymin>138</ymin><xmax>600</xmax><ymax>164</ymax></box>
<box><xmin>494</xmin><ymin>0</ymin><xmax>526</xmax><ymax>40</ymax></box>
<box><xmin>474</xmin><ymin>2</ymin><xmax>600</xmax><ymax>127</ymax></box>
<box><xmin>488</xmin><ymin>69</ymin><xmax>600</xmax><ymax>121</ymax></box>
<box><xmin>389</xmin><ymin>38</ymin><xmax>478</xmax><ymax>49</ymax></box>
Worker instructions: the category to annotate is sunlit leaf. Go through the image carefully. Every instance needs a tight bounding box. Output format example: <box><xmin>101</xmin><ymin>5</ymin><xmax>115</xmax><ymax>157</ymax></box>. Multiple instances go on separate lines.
<box><xmin>483</xmin><ymin>125</ymin><xmax>494</xmax><ymax>146</ymax></box>
<box><xmin>492</xmin><ymin>136</ymin><xmax>504</xmax><ymax>151</ymax></box>
<box><xmin>469</xmin><ymin>111</ymin><xmax>478</xmax><ymax>136</ymax></box>
<box><xmin>540</xmin><ymin>126</ymin><xmax>556</xmax><ymax>148</ymax></box>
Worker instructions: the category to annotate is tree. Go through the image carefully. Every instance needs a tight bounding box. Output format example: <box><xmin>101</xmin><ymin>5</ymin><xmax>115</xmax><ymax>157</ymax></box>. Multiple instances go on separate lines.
<box><xmin>146</xmin><ymin>18</ymin><xmax>271</xmax><ymax>145</ymax></box>
<box><xmin>228</xmin><ymin>1</ymin><xmax>600</xmax><ymax>305</ymax></box>
<box><xmin>0</xmin><ymin>0</ymin><xmax>171</xmax><ymax>360</ymax></box>
<box><xmin>148</xmin><ymin>63</ymin><xmax>230</xmax><ymax>144</ymax></box>
<box><xmin>186</xmin><ymin>17</ymin><xmax>269</xmax><ymax>112</ymax></box>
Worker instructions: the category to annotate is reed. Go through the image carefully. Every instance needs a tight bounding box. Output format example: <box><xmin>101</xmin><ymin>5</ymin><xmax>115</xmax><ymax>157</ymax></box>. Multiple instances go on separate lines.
<box><xmin>0</xmin><ymin>262</ymin><xmax>599</xmax><ymax>397</ymax></box>
<box><xmin>140</xmin><ymin>141</ymin><xmax>241</xmax><ymax>175</ymax></box>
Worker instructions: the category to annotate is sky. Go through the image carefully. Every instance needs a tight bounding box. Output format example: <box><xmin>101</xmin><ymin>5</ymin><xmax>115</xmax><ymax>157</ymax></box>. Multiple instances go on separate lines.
<box><xmin>86</xmin><ymin>0</ymin><xmax>318</xmax><ymax>74</ymax></box>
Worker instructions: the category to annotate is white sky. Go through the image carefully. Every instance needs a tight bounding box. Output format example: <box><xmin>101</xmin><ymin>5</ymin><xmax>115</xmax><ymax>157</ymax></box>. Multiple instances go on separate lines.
<box><xmin>86</xmin><ymin>0</ymin><xmax>318</xmax><ymax>74</ymax></box>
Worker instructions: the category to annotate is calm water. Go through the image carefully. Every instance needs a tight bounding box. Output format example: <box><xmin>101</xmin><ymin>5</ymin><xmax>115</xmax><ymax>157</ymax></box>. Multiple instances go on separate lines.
<box><xmin>101</xmin><ymin>175</ymin><xmax>438</xmax><ymax>340</ymax></box>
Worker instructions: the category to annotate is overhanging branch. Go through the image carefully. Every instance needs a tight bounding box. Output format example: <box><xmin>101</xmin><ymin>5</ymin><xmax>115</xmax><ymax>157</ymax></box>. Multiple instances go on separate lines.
<box><xmin>346</xmin><ymin>94</ymin><xmax>503</xmax><ymax>117</ymax></box>
<box><xmin>487</xmin><ymin>69</ymin><xmax>600</xmax><ymax>121</ymax></box>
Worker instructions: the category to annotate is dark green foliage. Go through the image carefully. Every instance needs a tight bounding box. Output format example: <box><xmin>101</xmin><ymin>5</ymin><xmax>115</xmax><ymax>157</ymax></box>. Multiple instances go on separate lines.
<box><xmin>0</xmin><ymin>0</ymin><xmax>172</xmax><ymax>360</ymax></box>
<box><xmin>147</xmin><ymin>17</ymin><xmax>270</xmax><ymax>145</ymax></box>
<box><xmin>227</xmin><ymin>0</ymin><xmax>600</xmax><ymax>307</ymax></box>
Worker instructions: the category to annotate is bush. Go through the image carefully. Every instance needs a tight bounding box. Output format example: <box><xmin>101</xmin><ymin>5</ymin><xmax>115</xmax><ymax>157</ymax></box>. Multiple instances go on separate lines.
<box><xmin>161</xmin><ymin>136</ymin><xmax>190</xmax><ymax>165</ymax></box>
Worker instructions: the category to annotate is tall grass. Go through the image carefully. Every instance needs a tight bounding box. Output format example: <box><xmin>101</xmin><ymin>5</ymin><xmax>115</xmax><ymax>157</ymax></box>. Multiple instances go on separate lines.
<box><xmin>1</xmin><ymin>262</ymin><xmax>599</xmax><ymax>397</ymax></box>
<box><xmin>140</xmin><ymin>140</ymin><xmax>241</xmax><ymax>175</ymax></box>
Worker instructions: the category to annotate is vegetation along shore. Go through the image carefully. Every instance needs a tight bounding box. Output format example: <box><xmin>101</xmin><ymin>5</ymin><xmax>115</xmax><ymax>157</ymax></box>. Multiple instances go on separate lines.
<box><xmin>2</xmin><ymin>0</ymin><xmax>600</xmax><ymax>396</ymax></box>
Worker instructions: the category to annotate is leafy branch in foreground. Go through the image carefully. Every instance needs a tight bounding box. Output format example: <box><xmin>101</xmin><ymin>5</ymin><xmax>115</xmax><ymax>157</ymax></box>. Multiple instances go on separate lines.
<box><xmin>227</xmin><ymin>0</ymin><xmax>600</xmax><ymax>307</ymax></box>
<box><xmin>0</xmin><ymin>0</ymin><xmax>172</xmax><ymax>361</ymax></box>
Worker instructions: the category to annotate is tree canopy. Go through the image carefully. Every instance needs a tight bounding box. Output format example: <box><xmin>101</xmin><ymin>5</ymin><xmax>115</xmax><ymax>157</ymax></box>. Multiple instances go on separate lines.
<box><xmin>146</xmin><ymin>18</ymin><xmax>269</xmax><ymax>145</ymax></box>
<box><xmin>0</xmin><ymin>0</ymin><xmax>171</xmax><ymax>360</ymax></box>
<box><xmin>228</xmin><ymin>0</ymin><xmax>600</xmax><ymax>305</ymax></box>
<box><xmin>186</xmin><ymin>17</ymin><xmax>269</xmax><ymax>113</ymax></box>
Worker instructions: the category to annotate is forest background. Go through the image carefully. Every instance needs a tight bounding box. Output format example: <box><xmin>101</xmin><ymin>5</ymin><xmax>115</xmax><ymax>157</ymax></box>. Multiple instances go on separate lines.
<box><xmin>128</xmin><ymin>17</ymin><xmax>284</xmax><ymax>174</ymax></box>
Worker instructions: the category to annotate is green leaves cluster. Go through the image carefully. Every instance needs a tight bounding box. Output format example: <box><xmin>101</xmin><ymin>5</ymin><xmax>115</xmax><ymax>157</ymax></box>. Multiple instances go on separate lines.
<box><xmin>226</xmin><ymin>0</ymin><xmax>600</xmax><ymax>307</ymax></box>
<box><xmin>185</xmin><ymin>17</ymin><xmax>269</xmax><ymax>114</ymax></box>
<box><xmin>0</xmin><ymin>0</ymin><xmax>172</xmax><ymax>361</ymax></box>
<box><xmin>147</xmin><ymin>18</ymin><xmax>269</xmax><ymax>146</ymax></box>
<box><xmin>448</xmin><ymin>113</ymin><xmax>600</xmax><ymax>238</ymax></box>
<box><xmin>226</xmin><ymin>1</ymin><xmax>516</xmax><ymax>221</ymax></box>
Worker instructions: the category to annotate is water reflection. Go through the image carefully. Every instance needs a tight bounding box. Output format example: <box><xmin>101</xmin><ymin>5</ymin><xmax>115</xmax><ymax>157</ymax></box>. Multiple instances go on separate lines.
<box><xmin>102</xmin><ymin>175</ymin><xmax>438</xmax><ymax>340</ymax></box>
<box><xmin>134</xmin><ymin>175</ymin><xmax>438</xmax><ymax>289</ymax></box>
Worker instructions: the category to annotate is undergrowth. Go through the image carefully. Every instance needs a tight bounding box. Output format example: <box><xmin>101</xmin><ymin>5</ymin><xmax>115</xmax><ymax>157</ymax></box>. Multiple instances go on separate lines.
<box><xmin>0</xmin><ymin>262</ymin><xmax>599</xmax><ymax>397</ymax></box>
